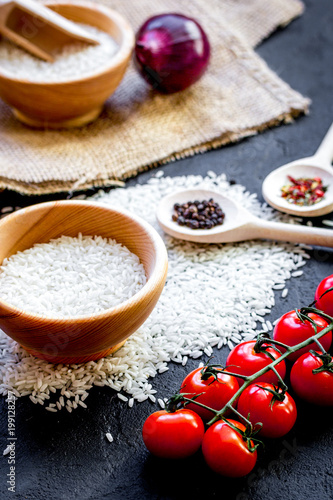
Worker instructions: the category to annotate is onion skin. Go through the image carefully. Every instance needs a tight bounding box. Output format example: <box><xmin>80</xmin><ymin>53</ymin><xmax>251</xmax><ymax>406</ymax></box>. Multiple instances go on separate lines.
<box><xmin>134</xmin><ymin>13</ymin><xmax>210</xmax><ymax>94</ymax></box>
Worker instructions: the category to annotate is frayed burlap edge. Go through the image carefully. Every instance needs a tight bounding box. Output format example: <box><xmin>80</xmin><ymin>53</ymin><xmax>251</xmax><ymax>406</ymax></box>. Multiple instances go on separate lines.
<box><xmin>0</xmin><ymin>105</ymin><xmax>309</xmax><ymax>196</ymax></box>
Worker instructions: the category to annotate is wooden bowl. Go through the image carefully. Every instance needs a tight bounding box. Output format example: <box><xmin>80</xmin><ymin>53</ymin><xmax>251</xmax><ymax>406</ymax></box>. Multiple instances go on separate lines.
<box><xmin>0</xmin><ymin>0</ymin><xmax>135</xmax><ymax>128</ymax></box>
<box><xmin>0</xmin><ymin>200</ymin><xmax>168</xmax><ymax>363</ymax></box>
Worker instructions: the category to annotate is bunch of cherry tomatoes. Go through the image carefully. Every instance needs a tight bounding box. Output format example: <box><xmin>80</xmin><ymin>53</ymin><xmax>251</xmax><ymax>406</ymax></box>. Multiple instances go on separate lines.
<box><xmin>142</xmin><ymin>274</ymin><xmax>333</xmax><ymax>477</ymax></box>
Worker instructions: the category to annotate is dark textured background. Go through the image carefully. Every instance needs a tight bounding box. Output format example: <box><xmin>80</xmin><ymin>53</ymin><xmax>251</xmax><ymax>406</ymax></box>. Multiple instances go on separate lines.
<box><xmin>0</xmin><ymin>0</ymin><xmax>333</xmax><ymax>498</ymax></box>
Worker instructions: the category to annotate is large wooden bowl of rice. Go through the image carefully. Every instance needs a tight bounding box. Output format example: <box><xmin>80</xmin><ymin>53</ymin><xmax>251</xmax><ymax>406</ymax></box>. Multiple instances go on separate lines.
<box><xmin>0</xmin><ymin>0</ymin><xmax>135</xmax><ymax>128</ymax></box>
<box><xmin>0</xmin><ymin>200</ymin><xmax>168</xmax><ymax>363</ymax></box>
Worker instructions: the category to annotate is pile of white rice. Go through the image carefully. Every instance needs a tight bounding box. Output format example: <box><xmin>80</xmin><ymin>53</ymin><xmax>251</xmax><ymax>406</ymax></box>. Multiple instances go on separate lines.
<box><xmin>0</xmin><ymin>234</ymin><xmax>146</xmax><ymax>317</ymax></box>
<box><xmin>0</xmin><ymin>172</ymin><xmax>310</xmax><ymax>413</ymax></box>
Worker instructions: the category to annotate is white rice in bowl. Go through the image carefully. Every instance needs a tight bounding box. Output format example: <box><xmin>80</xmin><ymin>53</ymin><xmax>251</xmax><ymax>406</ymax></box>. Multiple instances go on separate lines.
<box><xmin>0</xmin><ymin>24</ymin><xmax>119</xmax><ymax>82</ymax></box>
<box><xmin>0</xmin><ymin>233</ymin><xmax>147</xmax><ymax>318</ymax></box>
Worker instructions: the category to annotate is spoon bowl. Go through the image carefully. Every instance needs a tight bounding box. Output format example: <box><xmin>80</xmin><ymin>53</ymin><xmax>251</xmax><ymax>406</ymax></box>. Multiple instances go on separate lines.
<box><xmin>156</xmin><ymin>188</ymin><xmax>333</xmax><ymax>247</ymax></box>
<box><xmin>262</xmin><ymin>122</ymin><xmax>333</xmax><ymax>217</ymax></box>
<box><xmin>157</xmin><ymin>189</ymin><xmax>252</xmax><ymax>244</ymax></box>
<box><xmin>262</xmin><ymin>161</ymin><xmax>333</xmax><ymax>217</ymax></box>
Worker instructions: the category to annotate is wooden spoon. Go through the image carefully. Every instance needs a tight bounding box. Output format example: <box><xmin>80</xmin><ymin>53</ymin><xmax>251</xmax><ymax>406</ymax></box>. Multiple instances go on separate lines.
<box><xmin>156</xmin><ymin>188</ymin><xmax>333</xmax><ymax>246</ymax></box>
<box><xmin>0</xmin><ymin>0</ymin><xmax>99</xmax><ymax>62</ymax></box>
<box><xmin>262</xmin><ymin>122</ymin><xmax>333</xmax><ymax>217</ymax></box>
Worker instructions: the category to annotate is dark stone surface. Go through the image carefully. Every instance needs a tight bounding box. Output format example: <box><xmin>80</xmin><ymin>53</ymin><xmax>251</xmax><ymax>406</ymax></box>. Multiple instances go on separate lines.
<box><xmin>0</xmin><ymin>0</ymin><xmax>333</xmax><ymax>498</ymax></box>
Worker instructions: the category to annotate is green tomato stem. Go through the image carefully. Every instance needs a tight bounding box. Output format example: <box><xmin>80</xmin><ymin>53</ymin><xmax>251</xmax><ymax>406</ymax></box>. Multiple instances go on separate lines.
<box><xmin>258</xmin><ymin>337</ymin><xmax>290</xmax><ymax>350</ymax></box>
<box><xmin>300</xmin><ymin>307</ymin><xmax>333</xmax><ymax>323</ymax></box>
<box><xmin>269</xmin><ymin>364</ymin><xmax>288</xmax><ymax>391</ymax></box>
<box><xmin>181</xmin><ymin>396</ymin><xmax>217</xmax><ymax>413</ymax></box>
<box><xmin>313</xmin><ymin>337</ymin><xmax>326</xmax><ymax>352</ymax></box>
<box><xmin>226</xmin><ymin>404</ymin><xmax>253</xmax><ymax>426</ymax></box>
<box><xmin>219</xmin><ymin>370</ymin><xmax>249</xmax><ymax>380</ymax></box>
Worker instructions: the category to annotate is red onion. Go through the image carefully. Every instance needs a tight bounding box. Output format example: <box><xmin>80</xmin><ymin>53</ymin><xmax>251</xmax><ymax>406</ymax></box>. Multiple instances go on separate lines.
<box><xmin>134</xmin><ymin>13</ymin><xmax>210</xmax><ymax>94</ymax></box>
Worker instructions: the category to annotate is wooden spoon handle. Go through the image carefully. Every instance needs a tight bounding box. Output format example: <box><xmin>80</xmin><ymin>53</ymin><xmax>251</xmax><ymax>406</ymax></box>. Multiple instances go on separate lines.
<box><xmin>17</xmin><ymin>0</ymin><xmax>99</xmax><ymax>39</ymax></box>
<box><xmin>251</xmin><ymin>218</ymin><xmax>333</xmax><ymax>247</ymax></box>
<box><xmin>313</xmin><ymin>122</ymin><xmax>333</xmax><ymax>167</ymax></box>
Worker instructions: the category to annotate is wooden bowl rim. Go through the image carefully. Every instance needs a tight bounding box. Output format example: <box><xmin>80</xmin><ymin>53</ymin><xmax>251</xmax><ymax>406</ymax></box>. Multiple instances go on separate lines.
<box><xmin>0</xmin><ymin>0</ymin><xmax>135</xmax><ymax>85</ymax></box>
<box><xmin>0</xmin><ymin>199</ymin><xmax>168</xmax><ymax>324</ymax></box>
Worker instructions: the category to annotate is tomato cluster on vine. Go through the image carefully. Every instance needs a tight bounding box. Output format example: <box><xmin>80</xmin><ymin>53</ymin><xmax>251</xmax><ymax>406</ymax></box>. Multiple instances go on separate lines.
<box><xmin>142</xmin><ymin>275</ymin><xmax>333</xmax><ymax>478</ymax></box>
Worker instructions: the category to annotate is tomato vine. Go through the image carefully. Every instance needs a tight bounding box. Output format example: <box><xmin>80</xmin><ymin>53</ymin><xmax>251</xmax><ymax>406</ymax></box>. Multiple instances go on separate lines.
<box><xmin>208</xmin><ymin>306</ymin><xmax>333</xmax><ymax>426</ymax></box>
<box><xmin>142</xmin><ymin>281</ymin><xmax>333</xmax><ymax>477</ymax></box>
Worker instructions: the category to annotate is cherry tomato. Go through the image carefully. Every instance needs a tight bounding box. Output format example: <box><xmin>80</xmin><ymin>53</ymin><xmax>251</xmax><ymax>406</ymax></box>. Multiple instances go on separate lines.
<box><xmin>290</xmin><ymin>351</ymin><xmax>333</xmax><ymax>406</ymax></box>
<box><xmin>179</xmin><ymin>366</ymin><xmax>239</xmax><ymax>421</ymax></box>
<box><xmin>201</xmin><ymin>419</ymin><xmax>257</xmax><ymax>477</ymax></box>
<box><xmin>225</xmin><ymin>340</ymin><xmax>286</xmax><ymax>385</ymax></box>
<box><xmin>237</xmin><ymin>383</ymin><xmax>297</xmax><ymax>438</ymax></box>
<box><xmin>142</xmin><ymin>409</ymin><xmax>204</xmax><ymax>459</ymax></box>
<box><xmin>273</xmin><ymin>310</ymin><xmax>331</xmax><ymax>362</ymax></box>
<box><xmin>314</xmin><ymin>274</ymin><xmax>333</xmax><ymax>317</ymax></box>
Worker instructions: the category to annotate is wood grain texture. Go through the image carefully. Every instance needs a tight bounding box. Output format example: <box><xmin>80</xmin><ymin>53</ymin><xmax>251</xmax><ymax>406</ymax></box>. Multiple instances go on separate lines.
<box><xmin>0</xmin><ymin>200</ymin><xmax>168</xmax><ymax>362</ymax></box>
<box><xmin>0</xmin><ymin>0</ymin><xmax>135</xmax><ymax>128</ymax></box>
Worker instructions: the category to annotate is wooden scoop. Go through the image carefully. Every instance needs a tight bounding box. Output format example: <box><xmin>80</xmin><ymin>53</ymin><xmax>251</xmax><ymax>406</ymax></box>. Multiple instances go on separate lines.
<box><xmin>0</xmin><ymin>0</ymin><xmax>100</xmax><ymax>62</ymax></box>
<box><xmin>156</xmin><ymin>188</ymin><xmax>333</xmax><ymax>247</ymax></box>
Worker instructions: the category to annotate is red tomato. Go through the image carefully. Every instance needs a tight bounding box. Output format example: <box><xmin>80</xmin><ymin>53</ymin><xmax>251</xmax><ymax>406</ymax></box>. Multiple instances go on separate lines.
<box><xmin>225</xmin><ymin>340</ymin><xmax>286</xmax><ymax>385</ymax></box>
<box><xmin>142</xmin><ymin>409</ymin><xmax>204</xmax><ymax>459</ymax></box>
<box><xmin>179</xmin><ymin>366</ymin><xmax>239</xmax><ymax>421</ymax></box>
<box><xmin>201</xmin><ymin>419</ymin><xmax>257</xmax><ymax>477</ymax></box>
<box><xmin>273</xmin><ymin>310</ymin><xmax>331</xmax><ymax>362</ymax></box>
<box><xmin>314</xmin><ymin>274</ymin><xmax>333</xmax><ymax>317</ymax></box>
<box><xmin>290</xmin><ymin>351</ymin><xmax>333</xmax><ymax>406</ymax></box>
<box><xmin>237</xmin><ymin>383</ymin><xmax>297</xmax><ymax>438</ymax></box>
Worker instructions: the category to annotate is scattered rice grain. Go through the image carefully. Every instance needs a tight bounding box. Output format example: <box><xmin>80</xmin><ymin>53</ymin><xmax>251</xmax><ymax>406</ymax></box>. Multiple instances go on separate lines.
<box><xmin>292</xmin><ymin>270</ymin><xmax>303</xmax><ymax>278</ymax></box>
<box><xmin>106</xmin><ymin>433</ymin><xmax>113</xmax><ymax>443</ymax></box>
<box><xmin>117</xmin><ymin>393</ymin><xmax>128</xmax><ymax>402</ymax></box>
<box><xmin>322</xmin><ymin>220</ymin><xmax>333</xmax><ymax>227</ymax></box>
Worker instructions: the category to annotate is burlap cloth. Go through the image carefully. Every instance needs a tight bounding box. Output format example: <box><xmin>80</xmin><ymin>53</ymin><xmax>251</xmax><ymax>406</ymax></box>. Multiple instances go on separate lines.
<box><xmin>0</xmin><ymin>0</ymin><xmax>310</xmax><ymax>195</ymax></box>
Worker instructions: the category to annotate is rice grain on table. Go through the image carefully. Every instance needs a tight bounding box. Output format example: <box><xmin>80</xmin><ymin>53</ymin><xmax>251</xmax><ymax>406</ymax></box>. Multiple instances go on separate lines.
<box><xmin>322</xmin><ymin>220</ymin><xmax>333</xmax><ymax>227</ymax></box>
<box><xmin>0</xmin><ymin>172</ymin><xmax>311</xmax><ymax>411</ymax></box>
<box><xmin>3</xmin><ymin>444</ymin><xmax>14</xmax><ymax>456</ymax></box>
<box><xmin>292</xmin><ymin>270</ymin><xmax>304</xmax><ymax>277</ymax></box>
<box><xmin>106</xmin><ymin>433</ymin><xmax>113</xmax><ymax>443</ymax></box>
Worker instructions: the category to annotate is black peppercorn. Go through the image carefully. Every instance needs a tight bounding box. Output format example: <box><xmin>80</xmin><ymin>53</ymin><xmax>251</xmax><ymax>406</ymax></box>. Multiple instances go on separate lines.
<box><xmin>172</xmin><ymin>199</ymin><xmax>225</xmax><ymax>230</ymax></box>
